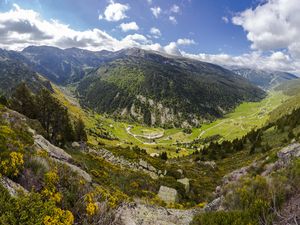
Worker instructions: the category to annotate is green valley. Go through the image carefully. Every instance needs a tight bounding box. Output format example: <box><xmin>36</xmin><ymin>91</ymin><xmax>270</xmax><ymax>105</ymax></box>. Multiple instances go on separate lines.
<box><xmin>0</xmin><ymin>44</ymin><xmax>299</xmax><ymax>225</ymax></box>
<box><xmin>81</xmin><ymin>90</ymin><xmax>289</xmax><ymax>157</ymax></box>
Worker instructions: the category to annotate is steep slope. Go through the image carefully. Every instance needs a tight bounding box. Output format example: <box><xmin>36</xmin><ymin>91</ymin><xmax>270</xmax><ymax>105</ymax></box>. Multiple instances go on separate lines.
<box><xmin>0</xmin><ymin>58</ymin><xmax>52</xmax><ymax>95</ymax></box>
<box><xmin>228</xmin><ymin>66</ymin><xmax>298</xmax><ymax>90</ymax></box>
<box><xmin>77</xmin><ymin>49</ymin><xmax>265</xmax><ymax>127</ymax></box>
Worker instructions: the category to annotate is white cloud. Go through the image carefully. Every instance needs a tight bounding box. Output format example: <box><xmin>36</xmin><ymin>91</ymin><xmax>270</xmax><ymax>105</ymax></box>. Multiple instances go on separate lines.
<box><xmin>169</xmin><ymin>16</ymin><xmax>177</xmax><ymax>24</ymax></box>
<box><xmin>222</xmin><ymin>16</ymin><xmax>229</xmax><ymax>23</ymax></box>
<box><xmin>99</xmin><ymin>1</ymin><xmax>129</xmax><ymax>22</ymax></box>
<box><xmin>150</xmin><ymin>27</ymin><xmax>161</xmax><ymax>38</ymax></box>
<box><xmin>182</xmin><ymin>51</ymin><xmax>300</xmax><ymax>74</ymax></box>
<box><xmin>1</xmin><ymin>4</ymin><xmax>300</xmax><ymax>75</ymax></box>
<box><xmin>121</xmin><ymin>33</ymin><xmax>149</xmax><ymax>45</ymax></box>
<box><xmin>146</xmin><ymin>0</ymin><xmax>152</xmax><ymax>4</ymax></box>
<box><xmin>164</xmin><ymin>42</ymin><xmax>181</xmax><ymax>55</ymax></box>
<box><xmin>119</xmin><ymin>22</ymin><xmax>139</xmax><ymax>32</ymax></box>
<box><xmin>150</xmin><ymin>6</ymin><xmax>161</xmax><ymax>18</ymax></box>
<box><xmin>170</xmin><ymin>4</ymin><xmax>180</xmax><ymax>13</ymax></box>
<box><xmin>232</xmin><ymin>0</ymin><xmax>300</xmax><ymax>56</ymax></box>
<box><xmin>0</xmin><ymin>4</ymin><xmax>150</xmax><ymax>51</ymax></box>
<box><xmin>177</xmin><ymin>38</ymin><xmax>195</xmax><ymax>45</ymax></box>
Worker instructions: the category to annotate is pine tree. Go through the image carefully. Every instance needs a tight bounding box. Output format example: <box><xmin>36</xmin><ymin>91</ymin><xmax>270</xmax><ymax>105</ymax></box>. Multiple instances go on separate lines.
<box><xmin>74</xmin><ymin>117</ymin><xmax>87</xmax><ymax>142</ymax></box>
<box><xmin>11</xmin><ymin>83</ymin><xmax>37</xmax><ymax>118</ymax></box>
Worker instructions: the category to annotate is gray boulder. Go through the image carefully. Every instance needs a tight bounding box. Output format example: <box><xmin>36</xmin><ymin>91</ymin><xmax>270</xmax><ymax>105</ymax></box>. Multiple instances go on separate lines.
<box><xmin>158</xmin><ymin>186</ymin><xmax>178</xmax><ymax>204</ymax></box>
<box><xmin>71</xmin><ymin>141</ymin><xmax>80</xmax><ymax>148</ymax></box>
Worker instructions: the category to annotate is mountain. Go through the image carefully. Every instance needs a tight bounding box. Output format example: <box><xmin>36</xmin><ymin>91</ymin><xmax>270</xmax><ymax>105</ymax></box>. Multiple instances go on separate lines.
<box><xmin>0</xmin><ymin>46</ymin><xmax>266</xmax><ymax>127</ymax></box>
<box><xmin>20</xmin><ymin>46</ymin><xmax>121</xmax><ymax>84</ymax></box>
<box><xmin>228</xmin><ymin>66</ymin><xmax>298</xmax><ymax>90</ymax></box>
<box><xmin>0</xmin><ymin>50</ymin><xmax>52</xmax><ymax>95</ymax></box>
<box><xmin>76</xmin><ymin>48</ymin><xmax>265</xmax><ymax>127</ymax></box>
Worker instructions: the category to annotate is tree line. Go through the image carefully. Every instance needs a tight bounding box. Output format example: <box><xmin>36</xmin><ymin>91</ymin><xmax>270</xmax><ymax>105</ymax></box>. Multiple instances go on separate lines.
<box><xmin>9</xmin><ymin>83</ymin><xmax>87</xmax><ymax>146</ymax></box>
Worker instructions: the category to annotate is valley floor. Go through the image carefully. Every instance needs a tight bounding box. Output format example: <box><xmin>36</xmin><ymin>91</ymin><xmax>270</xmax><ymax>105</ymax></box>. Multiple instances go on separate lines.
<box><xmin>85</xmin><ymin>91</ymin><xmax>289</xmax><ymax>158</ymax></box>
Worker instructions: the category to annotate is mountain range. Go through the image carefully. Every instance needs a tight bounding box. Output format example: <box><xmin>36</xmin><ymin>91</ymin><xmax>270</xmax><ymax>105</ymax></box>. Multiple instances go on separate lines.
<box><xmin>227</xmin><ymin>66</ymin><xmax>297</xmax><ymax>90</ymax></box>
<box><xmin>0</xmin><ymin>46</ymin><xmax>268</xmax><ymax>127</ymax></box>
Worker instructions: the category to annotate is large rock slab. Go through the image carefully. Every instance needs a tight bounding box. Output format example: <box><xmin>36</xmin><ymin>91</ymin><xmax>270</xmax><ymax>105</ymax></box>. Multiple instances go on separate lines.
<box><xmin>0</xmin><ymin>177</ymin><xmax>28</xmax><ymax>196</ymax></box>
<box><xmin>158</xmin><ymin>186</ymin><xmax>178</xmax><ymax>204</ymax></box>
<box><xmin>33</xmin><ymin>134</ymin><xmax>72</xmax><ymax>161</ymax></box>
<box><xmin>116</xmin><ymin>203</ymin><xmax>200</xmax><ymax>225</ymax></box>
<box><xmin>51</xmin><ymin>158</ymin><xmax>92</xmax><ymax>183</ymax></box>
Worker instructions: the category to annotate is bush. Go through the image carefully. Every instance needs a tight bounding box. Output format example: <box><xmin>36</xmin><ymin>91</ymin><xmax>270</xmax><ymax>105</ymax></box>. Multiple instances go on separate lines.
<box><xmin>191</xmin><ymin>210</ymin><xmax>256</xmax><ymax>225</ymax></box>
<box><xmin>0</xmin><ymin>184</ymin><xmax>74</xmax><ymax>225</ymax></box>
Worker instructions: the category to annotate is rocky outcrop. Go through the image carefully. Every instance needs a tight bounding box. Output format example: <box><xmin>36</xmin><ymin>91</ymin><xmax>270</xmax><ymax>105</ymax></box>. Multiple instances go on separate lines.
<box><xmin>222</xmin><ymin>165</ymin><xmax>249</xmax><ymax>186</ymax></box>
<box><xmin>0</xmin><ymin>176</ymin><xmax>28</xmax><ymax>196</ymax></box>
<box><xmin>204</xmin><ymin>196</ymin><xmax>224</xmax><ymax>212</ymax></box>
<box><xmin>87</xmin><ymin>148</ymin><xmax>161</xmax><ymax>179</ymax></box>
<box><xmin>197</xmin><ymin>160</ymin><xmax>217</xmax><ymax>169</ymax></box>
<box><xmin>116</xmin><ymin>203</ymin><xmax>200</xmax><ymax>225</ymax></box>
<box><xmin>33</xmin><ymin>134</ymin><xmax>72</xmax><ymax>161</ymax></box>
<box><xmin>158</xmin><ymin>186</ymin><xmax>178</xmax><ymax>204</ymax></box>
<box><xmin>33</xmin><ymin>135</ymin><xmax>91</xmax><ymax>182</ymax></box>
<box><xmin>51</xmin><ymin>158</ymin><xmax>92</xmax><ymax>182</ymax></box>
<box><xmin>277</xmin><ymin>143</ymin><xmax>300</xmax><ymax>164</ymax></box>
<box><xmin>262</xmin><ymin>143</ymin><xmax>300</xmax><ymax>176</ymax></box>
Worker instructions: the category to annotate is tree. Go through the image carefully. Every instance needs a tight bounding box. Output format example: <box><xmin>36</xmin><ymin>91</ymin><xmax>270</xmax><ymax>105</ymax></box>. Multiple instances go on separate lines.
<box><xmin>11</xmin><ymin>86</ymin><xmax>76</xmax><ymax>146</ymax></box>
<box><xmin>75</xmin><ymin>117</ymin><xmax>87</xmax><ymax>142</ymax></box>
<box><xmin>11</xmin><ymin>83</ymin><xmax>37</xmax><ymax>118</ymax></box>
<box><xmin>0</xmin><ymin>94</ymin><xmax>8</xmax><ymax>106</ymax></box>
<box><xmin>160</xmin><ymin>151</ymin><xmax>168</xmax><ymax>160</ymax></box>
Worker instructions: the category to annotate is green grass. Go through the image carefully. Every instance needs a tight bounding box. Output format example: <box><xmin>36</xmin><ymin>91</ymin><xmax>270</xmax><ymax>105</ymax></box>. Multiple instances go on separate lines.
<box><xmin>55</xmin><ymin>86</ymin><xmax>289</xmax><ymax>158</ymax></box>
<box><xmin>93</xmin><ymin>91</ymin><xmax>288</xmax><ymax>156</ymax></box>
<box><xmin>198</xmin><ymin>91</ymin><xmax>288</xmax><ymax>141</ymax></box>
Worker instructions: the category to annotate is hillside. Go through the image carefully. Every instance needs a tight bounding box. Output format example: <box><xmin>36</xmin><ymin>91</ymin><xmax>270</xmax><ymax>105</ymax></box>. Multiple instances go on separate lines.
<box><xmin>1</xmin><ymin>46</ymin><xmax>266</xmax><ymax>128</ymax></box>
<box><xmin>0</xmin><ymin>85</ymin><xmax>299</xmax><ymax>225</ymax></box>
<box><xmin>228</xmin><ymin>66</ymin><xmax>298</xmax><ymax>90</ymax></box>
<box><xmin>0</xmin><ymin>58</ymin><xmax>52</xmax><ymax>95</ymax></box>
<box><xmin>76</xmin><ymin>49</ymin><xmax>265</xmax><ymax>127</ymax></box>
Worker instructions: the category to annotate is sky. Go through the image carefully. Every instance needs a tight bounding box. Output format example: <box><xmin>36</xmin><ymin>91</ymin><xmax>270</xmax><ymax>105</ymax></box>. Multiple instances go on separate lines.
<box><xmin>0</xmin><ymin>0</ymin><xmax>300</xmax><ymax>74</ymax></box>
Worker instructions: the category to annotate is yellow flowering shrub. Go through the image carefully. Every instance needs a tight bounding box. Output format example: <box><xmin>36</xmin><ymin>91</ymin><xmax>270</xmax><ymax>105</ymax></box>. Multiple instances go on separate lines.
<box><xmin>42</xmin><ymin>171</ymin><xmax>62</xmax><ymax>203</ymax></box>
<box><xmin>43</xmin><ymin>208</ymin><xmax>74</xmax><ymax>225</ymax></box>
<box><xmin>85</xmin><ymin>193</ymin><xmax>98</xmax><ymax>216</ymax></box>
<box><xmin>93</xmin><ymin>185</ymin><xmax>128</xmax><ymax>208</ymax></box>
<box><xmin>0</xmin><ymin>152</ymin><xmax>24</xmax><ymax>177</ymax></box>
<box><xmin>86</xmin><ymin>202</ymin><xmax>98</xmax><ymax>216</ymax></box>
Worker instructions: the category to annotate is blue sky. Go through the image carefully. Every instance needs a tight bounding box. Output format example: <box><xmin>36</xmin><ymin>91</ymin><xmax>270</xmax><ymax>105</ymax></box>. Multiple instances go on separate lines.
<box><xmin>0</xmin><ymin>0</ymin><xmax>260</xmax><ymax>55</ymax></box>
<box><xmin>0</xmin><ymin>0</ymin><xmax>300</xmax><ymax>74</ymax></box>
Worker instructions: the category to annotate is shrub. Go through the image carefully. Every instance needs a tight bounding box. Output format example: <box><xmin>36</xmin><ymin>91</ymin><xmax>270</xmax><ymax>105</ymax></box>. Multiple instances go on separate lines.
<box><xmin>191</xmin><ymin>210</ymin><xmax>256</xmax><ymax>225</ymax></box>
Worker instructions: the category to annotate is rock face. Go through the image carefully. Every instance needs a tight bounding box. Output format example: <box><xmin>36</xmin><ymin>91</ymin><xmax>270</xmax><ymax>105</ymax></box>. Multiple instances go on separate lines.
<box><xmin>158</xmin><ymin>186</ymin><xmax>178</xmax><ymax>204</ymax></box>
<box><xmin>0</xmin><ymin>177</ymin><xmax>28</xmax><ymax>196</ymax></box>
<box><xmin>204</xmin><ymin>196</ymin><xmax>224</xmax><ymax>212</ymax></box>
<box><xmin>116</xmin><ymin>203</ymin><xmax>200</xmax><ymax>225</ymax></box>
<box><xmin>34</xmin><ymin>134</ymin><xmax>91</xmax><ymax>182</ymax></box>
<box><xmin>222</xmin><ymin>165</ymin><xmax>249</xmax><ymax>186</ymax></box>
<box><xmin>277</xmin><ymin>143</ymin><xmax>300</xmax><ymax>163</ymax></box>
<box><xmin>87</xmin><ymin>148</ymin><xmax>160</xmax><ymax>179</ymax></box>
<box><xmin>34</xmin><ymin>134</ymin><xmax>72</xmax><ymax>161</ymax></box>
<box><xmin>51</xmin><ymin>158</ymin><xmax>92</xmax><ymax>183</ymax></box>
<box><xmin>177</xmin><ymin>178</ymin><xmax>190</xmax><ymax>193</ymax></box>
